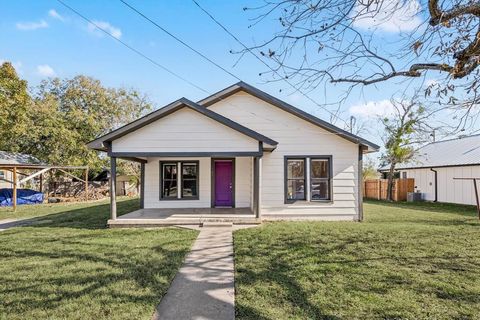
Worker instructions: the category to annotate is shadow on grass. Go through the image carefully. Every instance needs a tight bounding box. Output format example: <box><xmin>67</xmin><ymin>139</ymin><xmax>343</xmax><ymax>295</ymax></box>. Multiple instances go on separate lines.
<box><xmin>234</xmin><ymin>224</ymin><xmax>480</xmax><ymax>319</ymax></box>
<box><xmin>1</xmin><ymin>199</ymin><xmax>140</xmax><ymax>230</ymax></box>
<box><xmin>0</xmin><ymin>228</ymin><xmax>197</xmax><ymax>318</ymax></box>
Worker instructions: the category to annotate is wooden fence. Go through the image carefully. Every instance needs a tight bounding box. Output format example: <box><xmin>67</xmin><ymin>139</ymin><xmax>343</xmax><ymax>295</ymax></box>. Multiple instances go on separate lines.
<box><xmin>363</xmin><ymin>178</ymin><xmax>414</xmax><ymax>201</ymax></box>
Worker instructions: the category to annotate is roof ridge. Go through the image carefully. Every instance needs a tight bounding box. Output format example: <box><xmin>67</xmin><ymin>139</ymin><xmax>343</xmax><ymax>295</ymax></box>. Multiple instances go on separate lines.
<box><xmin>198</xmin><ymin>81</ymin><xmax>379</xmax><ymax>151</ymax></box>
<box><xmin>427</xmin><ymin>133</ymin><xmax>480</xmax><ymax>146</ymax></box>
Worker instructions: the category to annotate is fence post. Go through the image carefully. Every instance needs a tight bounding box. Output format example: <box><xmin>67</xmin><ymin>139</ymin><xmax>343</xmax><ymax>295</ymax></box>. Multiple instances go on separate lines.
<box><xmin>377</xmin><ymin>180</ymin><xmax>381</xmax><ymax>200</ymax></box>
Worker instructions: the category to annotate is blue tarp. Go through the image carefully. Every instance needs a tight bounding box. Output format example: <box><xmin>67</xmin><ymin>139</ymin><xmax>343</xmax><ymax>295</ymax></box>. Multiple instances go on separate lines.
<box><xmin>0</xmin><ymin>188</ymin><xmax>44</xmax><ymax>206</ymax></box>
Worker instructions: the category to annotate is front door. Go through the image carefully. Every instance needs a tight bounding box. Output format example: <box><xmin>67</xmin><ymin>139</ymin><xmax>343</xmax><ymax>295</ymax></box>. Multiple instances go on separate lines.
<box><xmin>214</xmin><ymin>160</ymin><xmax>233</xmax><ymax>207</ymax></box>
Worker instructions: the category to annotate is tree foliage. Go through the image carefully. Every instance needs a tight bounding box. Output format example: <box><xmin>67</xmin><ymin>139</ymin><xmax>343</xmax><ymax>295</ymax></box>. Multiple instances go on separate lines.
<box><xmin>0</xmin><ymin>62</ymin><xmax>33</xmax><ymax>152</ymax></box>
<box><xmin>380</xmin><ymin>100</ymin><xmax>431</xmax><ymax>200</ymax></box>
<box><xmin>0</xmin><ymin>62</ymin><xmax>152</xmax><ymax>174</ymax></box>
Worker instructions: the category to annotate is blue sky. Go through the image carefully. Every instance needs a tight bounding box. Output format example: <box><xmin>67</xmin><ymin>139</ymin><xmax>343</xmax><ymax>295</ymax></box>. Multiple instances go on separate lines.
<box><xmin>1</xmin><ymin>0</ymin><xmax>445</xmax><ymax>149</ymax></box>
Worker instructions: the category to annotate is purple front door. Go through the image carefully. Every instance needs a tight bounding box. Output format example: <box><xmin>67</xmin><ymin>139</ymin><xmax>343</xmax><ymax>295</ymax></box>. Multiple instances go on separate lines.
<box><xmin>214</xmin><ymin>160</ymin><xmax>233</xmax><ymax>207</ymax></box>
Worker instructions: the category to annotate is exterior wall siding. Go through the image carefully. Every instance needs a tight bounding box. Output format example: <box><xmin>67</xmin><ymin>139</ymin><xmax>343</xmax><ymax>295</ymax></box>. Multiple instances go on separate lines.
<box><xmin>144</xmin><ymin>156</ymin><xmax>252</xmax><ymax>209</ymax></box>
<box><xmin>112</xmin><ymin>107</ymin><xmax>259</xmax><ymax>153</ymax></box>
<box><xmin>401</xmin><ymin>165</ymin><xmax>480</xmax><ymax>205</ymax></box>
<box><xmin>209</xmin><ymin>92</ymin><xmax>359</xmax><ymax>220</ymax></box>
<box><xmin>0</xmin><ymin>170</ymin><xmax>13</xmax><ymax>189</ymax></box>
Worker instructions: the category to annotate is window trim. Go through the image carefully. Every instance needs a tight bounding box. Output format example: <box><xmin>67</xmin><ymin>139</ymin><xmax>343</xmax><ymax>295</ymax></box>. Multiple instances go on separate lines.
<box><xmin>284</xmin><ymin>155</ymin><xmax>333</xmax><ymax>204</ymax></box>
<box><xmin>159</xmin><ymin>160</ymin><xmax>200</xmax><ymax>201</ymax></box>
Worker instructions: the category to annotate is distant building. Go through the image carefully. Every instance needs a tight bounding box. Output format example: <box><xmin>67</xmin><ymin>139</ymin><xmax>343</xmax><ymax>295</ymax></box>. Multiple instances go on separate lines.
<box><xmin>380</xmin><ymin>135</ymin><xmax>480</xmax><ymax>205</ymax></box>
<box><xmin>0</xmin><ymin>151</ymin><xmax>42</xmax><ymax>188</ymax></box>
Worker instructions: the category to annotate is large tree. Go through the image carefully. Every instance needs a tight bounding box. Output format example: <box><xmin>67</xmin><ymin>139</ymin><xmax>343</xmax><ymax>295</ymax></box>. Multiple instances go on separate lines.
<box><xmin>0</xmin><ymin>63</ymin><xmax>152</xmax><ymax>173</ymax></box>
<box><xmin>243</xmin><ymin>0</ymin><xmax>480</xmax><ymax>130</ymax></box>
<box><xmin>31</xmin><ymin>76</ymin><xmax>152</xmax><ymax>170</ymax></box>
<box><xmin>0</xmin><ymin>62</ymin><xmax>34</xmax><ymax>152</ymax></box>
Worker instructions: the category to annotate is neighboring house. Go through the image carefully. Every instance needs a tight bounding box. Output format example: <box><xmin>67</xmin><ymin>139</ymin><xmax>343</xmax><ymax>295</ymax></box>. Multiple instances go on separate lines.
<box><xmin>88</xmin><ymin>82</ymin><xmax>379</xmax><ymax>224</ymax></box>
<box><xmin>0</xmin><ymin>151</ymin><xmax>42</xmax><ymax>188</ymax></box>
<box><xmin>380</xmin><ymin>134</ymin><xmax>480</xmax><ymax>205</ymax></box>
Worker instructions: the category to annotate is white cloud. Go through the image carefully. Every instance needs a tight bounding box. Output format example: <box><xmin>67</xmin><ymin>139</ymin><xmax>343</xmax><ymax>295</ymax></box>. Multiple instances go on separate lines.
<box><xmin>349</xmin><ymin>100</ymin><xmax>396</xmax><ymax>119</ymax></box>
<box><xmin>87</xmin><ymin>21</ymin><xmax>122</xmax><ymax>39</ymax></box>
<box><xmin>36</xmin><ymin>64</ymin><xmax>56</xmax><ymax>77</ymax></box>
<box><xmin>352</xmin><ymin>0</ymin><xmax>422</xmax><ymax>33</ymax></box>
<box><xmin>48</xmin><ymin>9</ymin><xmax>64</xmax><ymax>21</ymax></box>
<box><xmin>16</xmin><ymin>20</ymin><xmax>48</xmax><ymax>31</ymax></box>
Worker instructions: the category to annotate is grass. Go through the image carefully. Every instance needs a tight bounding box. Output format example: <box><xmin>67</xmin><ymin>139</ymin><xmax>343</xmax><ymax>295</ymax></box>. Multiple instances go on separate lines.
<box><xmin>0</xmin><ymin>197</ymin><xmax>134</xmax><ymax>221</ymax></box>
<box><xmin>0</xmin><ymin>198</ymin><xmax>198</xmax><ymax>320</ymax></box>
<box><xmin>234</xmin><ymin>200</ymin><xmax>480</xmax><ymax>319</ymax></box>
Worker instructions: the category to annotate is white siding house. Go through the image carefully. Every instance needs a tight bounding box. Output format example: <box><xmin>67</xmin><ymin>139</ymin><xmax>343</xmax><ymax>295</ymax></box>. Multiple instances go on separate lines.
<box><xmin>384</xmin><ymin>135</ymin><xmax>480</xmax><ymax>206</ymax></box>
<box><xmin>88</xmin><ymin>82</ymin><xmax>379</xmax><ymax>226</ymax></box>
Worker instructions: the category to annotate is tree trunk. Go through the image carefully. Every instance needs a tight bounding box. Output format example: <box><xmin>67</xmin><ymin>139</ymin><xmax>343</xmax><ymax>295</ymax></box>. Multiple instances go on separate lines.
<box><xmin>386</xmin><ymin>163</ymin><xmax>396</xmax><ymax>201</ymax></box>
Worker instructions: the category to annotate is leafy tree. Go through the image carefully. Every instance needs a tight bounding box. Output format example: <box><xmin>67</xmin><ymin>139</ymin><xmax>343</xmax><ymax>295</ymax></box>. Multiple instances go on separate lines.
<box><xmin>31</xmin><ymin>76</ymin><xmax>152</xmax><ymax>172</ymax></box>
<box><xmin>380</xmin><ymin>100</ymin><xmax>432</xmax><ymax>200</ymax></box>
<box><xmin>362</xmin><ymin>157</ymin><xmax>379</xmax><ymax>180</ymax></box>
<box><xmin>0</xmin><ymin>63</ymin><xmax>152</xmax><ymax>176</ymax></box>
<box><xmin>0</xmin><ymin>62</ymin><xmax>33</xmax><ymax>152</ymax></box>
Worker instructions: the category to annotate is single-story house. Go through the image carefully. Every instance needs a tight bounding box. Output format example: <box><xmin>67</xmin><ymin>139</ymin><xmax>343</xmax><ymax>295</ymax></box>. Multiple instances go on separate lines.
<box><xmin>380</xmin><ymin>134</ymin><xmax>480</xmax><ymax>205</ymax></box>
<box><xmin>88</xmin><ymin>82</ymin><xmax>379</xmax><ymax>226</ymax></box>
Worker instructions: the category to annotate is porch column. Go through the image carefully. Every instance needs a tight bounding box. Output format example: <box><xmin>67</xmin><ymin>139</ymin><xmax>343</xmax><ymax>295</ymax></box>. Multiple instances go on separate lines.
<box><xmin>110</xmin><ymin>156</ymin><xmax>117</xmax><ymax>220</ymax></box>
<box><xmin>140</xmin><ymin>162</ymin><xmax>145</xmax><ymax>209</ymax></box>
<box><xmin>253</xmin><ymin>156</ymin><xmax>262</xmax><ymax>218</ymax></box>
<box><xmin>13</xmin><ymin>166</ymin><xmax>17</xmax><ymax>212</ymax></box>
<box><xmin>358</xmin><ymin>146</ymin><xmax>364</xmax><ymax>222</ymax></box>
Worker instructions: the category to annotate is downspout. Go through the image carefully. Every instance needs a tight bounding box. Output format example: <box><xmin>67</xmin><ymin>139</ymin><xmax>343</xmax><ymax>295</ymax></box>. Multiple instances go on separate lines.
<box><xmin>430</xmin><ymin>168</ymin><xmax>438</xmax><ymax>202</ymax></box>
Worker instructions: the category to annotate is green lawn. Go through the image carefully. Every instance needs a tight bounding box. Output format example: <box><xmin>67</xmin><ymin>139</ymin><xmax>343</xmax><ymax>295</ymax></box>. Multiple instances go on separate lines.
<box><xmin>234</xmin><ymin>201</ymin><xmax>480</xmax><ymax>319</ymax></box>
<box><xmin>0</xmin><ymin>197</ymin><xmax>133</xmax><ymax>221</ymax></box>
<box><xmin>0</xmin><ymin>198</ymin><xmax>198</xmax><ymax>320</ymax></box>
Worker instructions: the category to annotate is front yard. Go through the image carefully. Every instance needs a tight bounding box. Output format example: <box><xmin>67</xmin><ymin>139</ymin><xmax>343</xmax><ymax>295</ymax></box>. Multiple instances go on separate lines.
<box><xmin>0</xmin><ymin>199</ymin><xmax>198</xmax><ymax>320</ymax></box>
<box><xmin>234</xmin><ymin>201</ymin><xmax>480</xmax><ymax>319</ymax></box>
<box><xmin>1</xmin><ymin>199</ymin><xmax>479</xmax><ymax>319</ymax></box>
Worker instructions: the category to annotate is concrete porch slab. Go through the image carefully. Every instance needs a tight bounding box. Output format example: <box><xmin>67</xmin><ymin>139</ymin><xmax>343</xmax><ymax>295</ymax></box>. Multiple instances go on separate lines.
<box><xmin>108</xmin><ymin>207</ymin><xmax>260</xmax><ymax>227</ymax></box>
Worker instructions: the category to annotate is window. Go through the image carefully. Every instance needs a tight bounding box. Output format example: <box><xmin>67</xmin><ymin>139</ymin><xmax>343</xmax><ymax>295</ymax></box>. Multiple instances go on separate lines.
<box><xmin>285</xmin><ymin>156</ymin><xmax>332</xmax><ymax>203</ymax></box>
<box><xmin>181</xmin><ymin>163</ymin><xmax>198</xmax><ymax>198</ymax></box>
<box><xmin>160</xmin><ymin>161</ymin><xmax>199</xmax><ymax>200</ymax></box>
<box><xmin>286</xmin><ymin>159</ymin><xmax>306</xmax><ymax>201</ymax></box>
<box><xmin>402</xmin><ymin>172</ymin><xmax>407</xmax><ymax>179</ymax></box>
<box><xmin>0</xmin><ymin>170</ymin><xmax>4</xmax><ymax>179</ymax></box>
<box><xmin>310</xmin><ymin>158</ymin><xmax>331</xmax><ymax>200</ymax></box>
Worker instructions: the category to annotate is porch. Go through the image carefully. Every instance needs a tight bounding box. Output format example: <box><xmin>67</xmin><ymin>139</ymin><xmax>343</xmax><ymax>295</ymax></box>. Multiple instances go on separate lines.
<box><xmin>108</xmin><ymin>207</ymin><xmax>259</xmax><ymax>227</ymax></box>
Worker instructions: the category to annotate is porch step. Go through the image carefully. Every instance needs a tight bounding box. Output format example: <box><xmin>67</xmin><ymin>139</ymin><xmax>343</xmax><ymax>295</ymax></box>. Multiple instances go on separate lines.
<box><xmin>201</xmin><ymin>222</ymin><xmax>233</xmax><ymax>228</ymax></box>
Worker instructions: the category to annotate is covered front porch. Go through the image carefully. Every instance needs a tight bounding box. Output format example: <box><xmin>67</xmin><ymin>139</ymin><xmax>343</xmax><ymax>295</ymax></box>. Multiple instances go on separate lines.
<box><xmin>108</xmin><ymin>207</ymin><xmax>259</xmax><ymax>227</ymax></box>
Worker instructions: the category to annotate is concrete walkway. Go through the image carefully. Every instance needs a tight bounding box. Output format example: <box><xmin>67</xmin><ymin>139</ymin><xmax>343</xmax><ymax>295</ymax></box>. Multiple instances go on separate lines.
<box><xmin>153</xmin><ymin>226</ymin><xmax>235</xmax><ymax>320</ymax></box>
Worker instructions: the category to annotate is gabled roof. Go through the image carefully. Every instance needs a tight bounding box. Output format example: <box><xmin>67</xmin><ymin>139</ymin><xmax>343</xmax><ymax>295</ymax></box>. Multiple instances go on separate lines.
<box><xmin>87</xmin><ymin>97</ymin><xmax>278</xmax><ymax>151</ymax></box>
<box><xmin>380</xmin><ymin>134</ymin><xmax>480</xmax><ymax>170</ymax></box>
<box><xmin>198</xmin><ymin>81</ymin><xmax>380</xmax><ymax>152</ymax></box>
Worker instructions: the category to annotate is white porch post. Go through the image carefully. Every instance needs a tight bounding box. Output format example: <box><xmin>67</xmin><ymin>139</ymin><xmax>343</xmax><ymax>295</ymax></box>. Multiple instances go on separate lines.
<box><xmin>110</xmin><ymin>156</ymin><xmax>117</xmax><ymax>220</ymax></box>
<box><xmin>253</xmin><ymin>156</ymin><xmax>262</xmax><ymax>218</ymax></box>
<box><xmin>140</xmin><ymin>162</ymin><xmax>145</xmax><ymax>209</ymax></box>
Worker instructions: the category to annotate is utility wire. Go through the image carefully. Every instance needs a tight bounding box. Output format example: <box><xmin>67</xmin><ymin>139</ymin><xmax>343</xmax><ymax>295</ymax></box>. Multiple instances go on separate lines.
<box><xmin>56</xmin><ymin>0</ymin><xmax>359</xmax><ymax>140</ymax></box>
<box><xmin>56</xmin><ymin>0</ymin><xmax>209</xmax><ymax>95</ymax></box>
<box><xmin>119</xmin><ymin>0</ymin><xmax>242</xmax><ymax>82</ymax></box>
<box><xmin>191</xmin><ymin>0</ymin><xmax>349</xmax><ymax>127</ymax></box>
